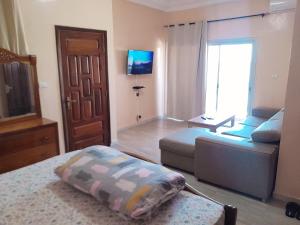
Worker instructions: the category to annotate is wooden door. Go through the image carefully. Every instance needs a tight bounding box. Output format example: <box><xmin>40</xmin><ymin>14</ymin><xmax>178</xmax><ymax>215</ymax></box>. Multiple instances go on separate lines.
<box><xmin>56</xmin><ymin>26</ymin><xmax>111</xmax><ymax>152</ymax></box>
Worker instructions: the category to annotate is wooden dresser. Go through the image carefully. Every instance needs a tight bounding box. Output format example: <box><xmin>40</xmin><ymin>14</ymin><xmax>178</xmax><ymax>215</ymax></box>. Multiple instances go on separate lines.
<box><xmin>0</xmin><ymin>48</ymin><xmax>60</xmax><ymax>174</ymax></box>
<box><xmin>0</xmin><ymin>118</ymin><xmax>59</xmax><ymax>173</ymax></box>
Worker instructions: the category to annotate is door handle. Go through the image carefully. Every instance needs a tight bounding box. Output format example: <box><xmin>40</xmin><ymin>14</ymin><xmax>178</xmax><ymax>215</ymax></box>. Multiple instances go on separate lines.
<box><xmin>66</xmin><ymin>96</ymin><xmax>77</xmax><ymax>103</ymax></box>
<box><xmin>5</xmin><ymin>85</ymin><xmax>13</xmax><ymax>94</ymax></box>
<box><xmin>66</xmin><ymin>96</ymin><xmax>77</xmax><ymax>109</ymax></box>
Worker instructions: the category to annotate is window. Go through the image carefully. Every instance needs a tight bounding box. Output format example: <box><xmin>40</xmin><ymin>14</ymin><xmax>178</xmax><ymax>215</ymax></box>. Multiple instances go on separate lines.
<box><xmin>205</xmin><ymin>39</ymin><xmax>255</xmax><ymax>119</ymax></box>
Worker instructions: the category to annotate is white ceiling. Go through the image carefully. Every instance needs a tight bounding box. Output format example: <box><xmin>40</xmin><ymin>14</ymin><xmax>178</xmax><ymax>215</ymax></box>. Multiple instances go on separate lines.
<box><xmin>128</xmin><ymin>0</ymin><xmax>245</xmax><ymax>12</ymax></box>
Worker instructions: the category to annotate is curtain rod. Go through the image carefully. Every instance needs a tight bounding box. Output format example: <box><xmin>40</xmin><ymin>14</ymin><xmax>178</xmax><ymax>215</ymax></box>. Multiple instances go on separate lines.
<box><xmin>164</xmin><ymin>13</ymin><xmax>266</xmax><ymax>28</ymax></box>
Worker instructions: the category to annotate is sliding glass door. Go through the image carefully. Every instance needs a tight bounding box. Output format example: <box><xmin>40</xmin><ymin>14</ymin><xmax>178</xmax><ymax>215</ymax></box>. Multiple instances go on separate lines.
<box><xmin>205</xmin><ymin>40</ymin><xmax>255</xmax><ymax>119</ymax></box>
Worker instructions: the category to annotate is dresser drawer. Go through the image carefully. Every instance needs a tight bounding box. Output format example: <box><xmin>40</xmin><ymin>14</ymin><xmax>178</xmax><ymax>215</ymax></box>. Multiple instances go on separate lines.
<box><xmin>0</xmin><ymin>143</ymin><xmax>58</xmax><ymax>174</ymax></box>
<box><xmin>0</xmin><ymin>126</ymin><xmax>57</xmax><ymax>156</ymax></box>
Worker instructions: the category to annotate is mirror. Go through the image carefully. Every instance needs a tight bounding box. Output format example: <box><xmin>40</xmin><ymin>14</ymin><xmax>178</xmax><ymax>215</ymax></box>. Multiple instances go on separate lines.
<box><xmin>0</xmin><ymin>62</ymin><xmax>36</xmax><ymax>119</ymax></box>
<box><xmin>0</xmin><ymin>48</ymin><xmax>41</xmax><ymax>124</ymax></box>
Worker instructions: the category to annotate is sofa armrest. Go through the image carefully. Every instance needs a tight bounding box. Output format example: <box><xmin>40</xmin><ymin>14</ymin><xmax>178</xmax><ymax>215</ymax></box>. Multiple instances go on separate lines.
<box><xmin>252</xmin><ymin>107</ymin><xmax>281</xmax><ymax>119</ymax></box>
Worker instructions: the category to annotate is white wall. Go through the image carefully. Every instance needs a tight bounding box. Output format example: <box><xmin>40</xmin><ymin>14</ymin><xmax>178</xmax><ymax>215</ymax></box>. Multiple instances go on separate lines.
<box><xmin>19</xmin><ymin>0</ymin><xmax>117</xmax><ymax>152</ymax></box>
<box><xmin>166</xmin><ymin>0</ymin><xmax>295</xmax><ymax>109</ymax></box>
<box><xmin>113</xmin><ymin>0</ymin><xmax>166</xmax><ymax>130</ymax></box>
<box><xmin>207</xmin><ymin>12</ymin><xmax>295</xmax><ymax>109</ymax></box>
<box><xmin>275</xmin><ymin>1</ymin><xmax>300</xmax><ymax>202</ymax></box>
<box><xmin>112</xmin><ymin>0</ymin><xmax>295</xmax><ymax>132</ymax></box>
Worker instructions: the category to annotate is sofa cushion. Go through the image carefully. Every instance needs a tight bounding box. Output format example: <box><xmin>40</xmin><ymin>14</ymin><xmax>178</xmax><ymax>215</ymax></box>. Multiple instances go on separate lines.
<box><xmin>239</xmin><ymin>116</ymin><xmax>266</xmax><ymax>127</ymax></box>
<box><xmin>159</xmin><ymin>128</ymin><xmax>207</xmax><ymax>158</ymax></box>
<box><xmin>251</xmin><ymin>110</ymin><xmax>284</xmax><ymax>143</ymax></box>
<box><xmin>222</xmin><ymin>124</ymin><xmax>256</xmax><ymax>139</ymax></box>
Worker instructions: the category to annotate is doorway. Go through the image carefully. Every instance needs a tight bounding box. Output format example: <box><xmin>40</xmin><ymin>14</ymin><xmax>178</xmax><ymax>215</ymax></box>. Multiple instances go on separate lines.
<box><xmin>56</xmin><ymin>26</ymin><xmax>111</xmax><ymax>152</ymax></box>
<box><xmin>205</xmin><ymin>39</ymin><xmax>255</xmax><ymax>119</ymax></box>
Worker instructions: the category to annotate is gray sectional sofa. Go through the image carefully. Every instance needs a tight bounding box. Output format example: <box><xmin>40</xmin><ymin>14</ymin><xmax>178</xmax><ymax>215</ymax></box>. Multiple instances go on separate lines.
<box><xmin>159</xmin><ymin>108</ymin><xmax>284</xmax><ymax>201</ymax></box>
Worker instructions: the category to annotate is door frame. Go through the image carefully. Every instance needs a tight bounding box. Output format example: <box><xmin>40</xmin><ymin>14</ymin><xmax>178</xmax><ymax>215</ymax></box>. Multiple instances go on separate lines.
<box><xmin>207</xmin><ymin>38</ymin><xmax>257</xmax><ymax>116</ymax></box>
<box><xmin>55</xmin><ymin>25</ymin><xmax>111</xmax><ymax>152</ymax></box>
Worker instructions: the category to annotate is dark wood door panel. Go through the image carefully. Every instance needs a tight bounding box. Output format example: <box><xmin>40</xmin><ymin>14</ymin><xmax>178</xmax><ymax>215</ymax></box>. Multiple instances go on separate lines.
<box><xmin>72</xmin><ymin>121</ymin><xmax>103</xmax><ymax>139</ymax></box>
<box><xmin>56</xmin><ymin>26</ymin><xmax>111</xmax><ymax>152</ymax></box>
<box><xmin>92</xmin><ymin>56</ymin><xmax>102</xmax><ymax>84</ymax></box>
<box><xmin>73</xmin><ymin>135</ymin><xmax>104</xmax><ymax>151</ymax></box>
<box><xmin>66</xmin><ymin>39</ymin><xmax>100</xmax><ymax>53</ymax></box>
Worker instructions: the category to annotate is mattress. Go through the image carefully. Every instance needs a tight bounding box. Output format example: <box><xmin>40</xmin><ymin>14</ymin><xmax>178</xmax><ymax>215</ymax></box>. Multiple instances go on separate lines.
<box><xmin>0</xmin><ymin>151</ymin><xmax>224</xmax><ymax>225</ymax></box>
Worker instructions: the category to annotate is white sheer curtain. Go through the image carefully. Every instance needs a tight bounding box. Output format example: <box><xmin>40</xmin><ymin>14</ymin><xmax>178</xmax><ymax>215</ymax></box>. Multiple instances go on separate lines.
<box><xmin>0</xmin><ymin>0</ymin><xmax>28</xmax><ymax>54</ymax></box>
<box><xmin>166</xmin><ymin>21</ymin><xmax>207</xmax><ymax>121</ymax></box>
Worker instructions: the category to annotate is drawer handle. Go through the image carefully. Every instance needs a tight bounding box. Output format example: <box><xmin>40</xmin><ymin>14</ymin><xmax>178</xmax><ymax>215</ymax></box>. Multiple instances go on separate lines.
<box><xmin>40</xmin><ymin>136</ymin><xmax>50</xmax><ymax>144</ymax></box>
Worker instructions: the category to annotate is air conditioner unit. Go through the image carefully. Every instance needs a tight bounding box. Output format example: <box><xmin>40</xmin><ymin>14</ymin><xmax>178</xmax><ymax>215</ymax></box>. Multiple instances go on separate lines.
<box><xmin>269</xmin><ymin>0</ymin><xmax>297</xmax><ymax>12</ymax></box>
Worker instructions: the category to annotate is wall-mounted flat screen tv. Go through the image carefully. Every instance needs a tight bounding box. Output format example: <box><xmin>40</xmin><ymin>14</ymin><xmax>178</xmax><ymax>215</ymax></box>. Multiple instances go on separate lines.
<box><xmin>127</xmin><ymin>50</ymin><xmax>154</xmax><ymax>75</ymax></box>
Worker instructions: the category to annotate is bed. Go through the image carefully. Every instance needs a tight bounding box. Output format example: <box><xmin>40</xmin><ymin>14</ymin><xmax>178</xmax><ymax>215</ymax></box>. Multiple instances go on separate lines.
<box><xmin>0</xmin><ymin>150</ymin><xmax>237</xmax><ymax>225</ymax></box>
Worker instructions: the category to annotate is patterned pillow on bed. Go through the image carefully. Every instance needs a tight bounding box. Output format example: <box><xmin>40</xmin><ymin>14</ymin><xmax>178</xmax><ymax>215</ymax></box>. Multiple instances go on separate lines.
<box><xmin>55</xmin><ymin>145</ymin><xmax>185</xmax><ymax>221</ymax></box>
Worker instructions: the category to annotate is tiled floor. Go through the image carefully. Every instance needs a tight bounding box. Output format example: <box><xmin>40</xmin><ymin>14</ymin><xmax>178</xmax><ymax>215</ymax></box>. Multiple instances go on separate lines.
<box><xmin>113</xmin><ymin>119</ymin><xmax>298</xmax><ymax>225</ymax></box>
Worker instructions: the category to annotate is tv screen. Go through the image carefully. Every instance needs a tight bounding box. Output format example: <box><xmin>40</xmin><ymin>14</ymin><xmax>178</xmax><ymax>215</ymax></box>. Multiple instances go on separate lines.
<box><xmin>127</xmin><ymin>50</ymin><xmax>154</xmax><ymax>75</ymax></box>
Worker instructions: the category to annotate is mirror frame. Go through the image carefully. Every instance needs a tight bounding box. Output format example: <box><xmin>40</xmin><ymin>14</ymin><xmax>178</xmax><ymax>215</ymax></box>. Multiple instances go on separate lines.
<box><xmin>0</xmin><ymin>48</ymin><xmax>41</xmax><ymax>126</ymax></box>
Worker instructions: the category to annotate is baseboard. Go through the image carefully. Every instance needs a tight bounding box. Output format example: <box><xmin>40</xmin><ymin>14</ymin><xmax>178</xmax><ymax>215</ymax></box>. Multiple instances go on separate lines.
<box><xmin>111</xmin><ymin>138</ymin><xmax>118</xmax><ymax>145</ymax></box>
<box><xmin>117</xmin><ymin>116</ymin><xmax>163</xmax><ymax>132</ymax></box>
<box><xmin>273</xmin><ymin>193</ymin><xmax>300</xmax><ymax>204</ymax></box>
